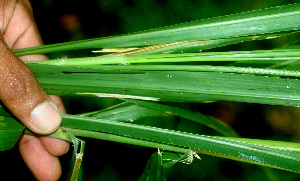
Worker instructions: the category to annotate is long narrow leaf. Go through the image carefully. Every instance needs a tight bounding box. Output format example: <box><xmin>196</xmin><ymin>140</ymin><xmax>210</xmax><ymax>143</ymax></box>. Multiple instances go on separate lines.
<box><xmin>1</xmin><ymin>107</ymin><xmax>299</xmax><ymax>173</ymax></box>
<box><xmin>27</xmin><ymin>64</ymin><xmax>300</xmax><ymax>106</ymax></box>
<box><xmin>28</xmin><ymin>49</ymin><xmax>300</xmax><ymax>66</ymax></box>
<box><xmin>82</xmin><ymin>103</ymin><xmax>165</xmax><ymax>122</ymax></box>
<box><xmin>59</xmin><ymin>114</ymin><xmax>300</xmax><ymax>173</ymax></box>
<box><xmin>126</xmin><ymin>99</ymin><xmax>238</xmax><ymax>137</ymax></box>
<box><xmin>13</xmin><ymin>3</ymin><xmax>300</xmax><ymax>56</ymax></box>
<box><xmin>96</xmin><ymin>33</ymin><xmax>295</xmax><ymax>55</ymax></box>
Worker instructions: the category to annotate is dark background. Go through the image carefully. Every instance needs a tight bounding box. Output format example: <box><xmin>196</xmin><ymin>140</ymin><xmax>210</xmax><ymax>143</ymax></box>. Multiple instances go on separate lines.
<box><xmin>1</xmin><ymin>0</ymin><xmax>300</xmax><ymax>180</ymax></box>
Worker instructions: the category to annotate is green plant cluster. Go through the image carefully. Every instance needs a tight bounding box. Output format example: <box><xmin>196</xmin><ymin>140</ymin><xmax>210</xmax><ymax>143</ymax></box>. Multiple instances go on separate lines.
<box><xmin>1</xmin><ymin>1</ymin><xmax>300</xmax><ymax>180</ymax></box>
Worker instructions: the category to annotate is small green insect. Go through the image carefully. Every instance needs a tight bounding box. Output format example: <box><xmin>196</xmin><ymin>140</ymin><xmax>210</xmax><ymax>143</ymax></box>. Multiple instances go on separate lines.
<box><xmin>179</xmin><ymin>149</ymin><xmax>201</xmax><ymax>164</ymax></box>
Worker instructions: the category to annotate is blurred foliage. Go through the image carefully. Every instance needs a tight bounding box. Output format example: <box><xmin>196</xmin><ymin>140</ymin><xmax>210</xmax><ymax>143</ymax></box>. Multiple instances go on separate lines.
<box><xmin>0</xmin><ymin>0</ymin><xmax>299</xmax><ymax>180</ymax></box>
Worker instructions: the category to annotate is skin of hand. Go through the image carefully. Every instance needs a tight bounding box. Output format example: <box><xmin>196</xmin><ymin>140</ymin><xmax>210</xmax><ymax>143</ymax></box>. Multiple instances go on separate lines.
<box><xmin>0</xmin><ymin>0</ymin><xmax>69</xmax><ymax>180</ymax></box>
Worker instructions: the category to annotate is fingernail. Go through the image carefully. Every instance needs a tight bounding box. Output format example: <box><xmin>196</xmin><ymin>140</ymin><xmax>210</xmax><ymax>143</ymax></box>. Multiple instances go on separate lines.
<box><xmin>30</xmin><ymin>101</ymin><xmax>61</xmax><ymax>134</ymax></box>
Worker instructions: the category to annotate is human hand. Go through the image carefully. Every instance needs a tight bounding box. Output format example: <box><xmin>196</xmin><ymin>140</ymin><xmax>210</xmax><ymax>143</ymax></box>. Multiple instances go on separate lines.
<box><xmin>0</xmin><ymin>0</ymin><xmax>69</xmax><ymax>180</ymax></box>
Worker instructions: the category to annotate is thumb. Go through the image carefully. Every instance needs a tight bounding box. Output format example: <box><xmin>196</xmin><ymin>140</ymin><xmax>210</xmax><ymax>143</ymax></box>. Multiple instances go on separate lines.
<box><xmin>0</xmin><ymin>35</ymin><xmax>61</xmax><ymax>134</ymax></box>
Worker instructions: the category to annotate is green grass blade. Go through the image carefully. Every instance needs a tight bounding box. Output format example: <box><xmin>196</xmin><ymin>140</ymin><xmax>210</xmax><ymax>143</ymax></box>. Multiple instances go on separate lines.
<box><xmin>126</xmin><ymin>99</ymin><xmax>238</xmax><ymax>137</ymax></box>
<box><xmin>14</xmin><ymin>3</ymin><xmax>300</xmax><ymax>56</ymax></box>
<box><xmin>81</xmin><ymin>103</ymin><xmax>165</xmax><ymax>122</ymax></box>
<box><xmin>100</xmin><ymin>33</ymin><xmax>298</xmax><ymax>55</ymax></box>
<box><xmin>28</xmin><ymin>49</ymin><xmax>300</xmax><ymax>66</ymax></box>
<box><xmin>60</xmin><ymin>114</ymin><xmax>300</xmax><ymax>173</ymax></box>
<box><xmin>76</xmin><ymin>99</ymin><xmax>237</xmax><ymax>136</ymax></box>
<box><xmin>27</xmin><ymin>64</ymin><xmax>300</xmax><ymax>106</ymax></box>
<box><xmin>76</xmin><ymin>101</ymin><xmax>132</xmax><ymax>117</ymax></box>
<box><xmin>1</xmin><ymin>106</ymin><xmax>299</xmax><ymax>173</ymax></box>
